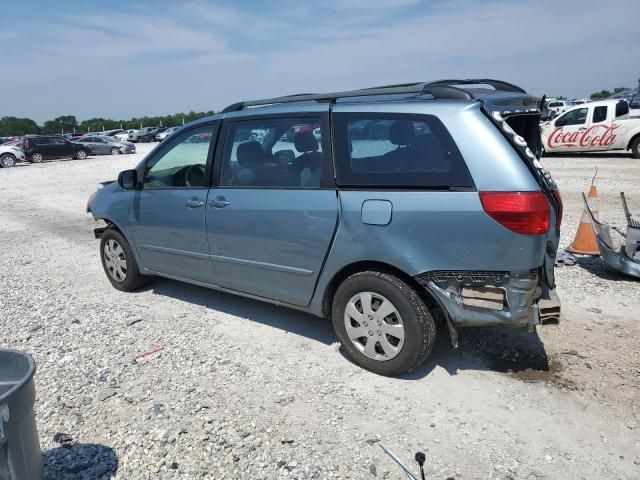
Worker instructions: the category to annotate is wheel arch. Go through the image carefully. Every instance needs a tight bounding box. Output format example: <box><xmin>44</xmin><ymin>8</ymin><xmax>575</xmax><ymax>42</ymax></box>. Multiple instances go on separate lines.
<box><xmin>98</xmin><ymin>217</ymin><xmax>146</xmax><ymax>271</ymax></box>
<box><xmin>320</xmin><ymin>260</ymin><xmax>444</xmax><ymax>322</ymax></box>
<box><xmin>0</xmin><ymin>152</ymin><xmax>17</xmax><ymax>164</ymax></box>
<box><xmin>626</xmin><ymin>132</ymin><xmax>640</xmax><ymax>151</ymax></box>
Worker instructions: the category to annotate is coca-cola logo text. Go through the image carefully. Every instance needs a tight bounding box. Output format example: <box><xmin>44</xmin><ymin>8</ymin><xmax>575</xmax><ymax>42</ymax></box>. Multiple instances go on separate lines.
<box><xmin>547</xmin><ymin>124</ymin><xmax>619</xmax><ymax>148</ymax></box>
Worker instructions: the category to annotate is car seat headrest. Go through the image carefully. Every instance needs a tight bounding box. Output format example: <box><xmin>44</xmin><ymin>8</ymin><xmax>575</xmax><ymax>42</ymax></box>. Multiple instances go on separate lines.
<box><xmin>389</xmin><ymin>120</ymin><xmax>415</xmax><ymax>146</ymax></box>
<box><xmin>294</xmin><ymin>131</ymin><xmax>319</xmax><ymax>152</ymax></box>
<box><xmin>237</xmin><ymin>141</ymin><xmax>265</xmax><ymax>166</ymax></box>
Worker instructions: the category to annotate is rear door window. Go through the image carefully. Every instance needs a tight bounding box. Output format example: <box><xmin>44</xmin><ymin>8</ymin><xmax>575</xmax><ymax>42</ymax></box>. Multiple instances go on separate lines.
<box><xmin>593</xmin><ymin>106</ymin><xmax>607</xmax><ymax>123</ymax></box>
<box><xmin>219</xmin><ymin>117</ymin><xmax>329</xmax><ymax>188</ymax></box>
<box><xmin>333</xmin><ymin>113</ymin><xmax>473</xmax><ymax>189</ymax></box>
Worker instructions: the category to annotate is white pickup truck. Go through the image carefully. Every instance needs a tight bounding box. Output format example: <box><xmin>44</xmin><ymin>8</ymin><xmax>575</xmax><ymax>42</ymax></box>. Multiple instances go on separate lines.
<box><xmin>540</xmin><ymin>100</ymin><xmax>640</xmax><ymax>158</ymax></box>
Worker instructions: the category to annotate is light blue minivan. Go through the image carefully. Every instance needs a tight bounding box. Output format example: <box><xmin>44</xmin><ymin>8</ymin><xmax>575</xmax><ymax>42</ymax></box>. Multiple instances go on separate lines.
<box><xmin>87</xmin><ymin>80</ymin><xmax>562</xmax><ymax>376</ymax></box>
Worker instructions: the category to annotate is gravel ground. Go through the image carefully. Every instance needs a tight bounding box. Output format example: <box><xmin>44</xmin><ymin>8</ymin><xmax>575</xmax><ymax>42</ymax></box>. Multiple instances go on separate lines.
<box><xmin>1</xmin><ymin>146</ymin><xmax>639</xmax><ymax>479</ymax></box>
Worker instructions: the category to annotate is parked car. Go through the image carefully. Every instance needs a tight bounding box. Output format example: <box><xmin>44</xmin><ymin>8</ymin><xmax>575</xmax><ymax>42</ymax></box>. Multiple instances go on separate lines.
<box><xmin>152</xmin><ymin>127</ymin><xmax>168</xmax><ymax>141</ymax></box>
<box><xmin>87</xmin><ymin>79</ymin><xmax>562</xmax><ymax>376</ymax></box>
<box><xmin>540</xmin><ymin>99</ymin><xmax>640</xmax><ymax>157</ymax></box>
<box><xmin>545</xmin><ymin>100</ymin><xmax>572</xmax><ymax>119</ymax></box>
<box><xmin>22</xmin><ymin>135</ymin><xmax>90</xmax><ymax>163</ymax></box>
<box><xmin>103</xmin><ymin>129</ymin><xmax>125</xmax><ymax>137</ymax></box>
<box><xmin>1</xmin><ymin>138</ymin><xmax>22</xmax><ymax>148</ymax></box>
<box><xmin>115</xmin><ymin>130</ymin><xmax>136</xmax><ymax>142</ymax></box>
<box><xmin>0</xmin><ymin>143</ymin><xmax>26</xmax><ymax>168</ymax></box>
<box><xmin>629</xmin><ymin>94</ymin><xmax>640</xmax><ymax>117</ymax></box>
<box><xmin>75</xmin><ymin>135</ymin><xmax>136</xmax><ymax>155</ymax></box>
<box><xmin>128</xmin><ymin>127</ymin><xmax>159</xmax><ymax>143</ymax></box>
<box><xmin>155</xmin><ymin>126</ymin><xmax>182</xmax><ymax>142</ymax></box>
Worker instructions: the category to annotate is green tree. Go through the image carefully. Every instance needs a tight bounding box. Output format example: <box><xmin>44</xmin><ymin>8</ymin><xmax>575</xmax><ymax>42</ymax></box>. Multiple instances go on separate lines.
<box><xmin>0</xmin><ymin>117</ymin><xmax>40</xmax><ymax>136</ymax></box>
<box><xmin>42</xmin><ymin>115</ymin><xmax>79</xmax><ymax>134</ymax></box>
<box><xmin>590</xmin><ymin>89</ymin><xmax>612</xmax><ymax>100</ymax></box>
<box><xmin>613</xmin><ymin>87</ymin><xmax>629</xmax><ymax>94</ymax></box>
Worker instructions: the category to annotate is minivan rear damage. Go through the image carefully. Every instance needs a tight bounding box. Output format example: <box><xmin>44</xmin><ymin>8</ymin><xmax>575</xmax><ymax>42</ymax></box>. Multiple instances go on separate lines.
<box><xmin>415</xmin><ymin>269</ymin><xmax>560</xmax><ymax>346</ymax></box>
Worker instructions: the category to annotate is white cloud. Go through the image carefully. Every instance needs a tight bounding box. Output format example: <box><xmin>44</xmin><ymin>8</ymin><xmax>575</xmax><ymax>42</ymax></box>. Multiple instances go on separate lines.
<box><xmin>1</xmin><ymin>0</ymin><xmax>637</xmax><ymax>121</ymax></box>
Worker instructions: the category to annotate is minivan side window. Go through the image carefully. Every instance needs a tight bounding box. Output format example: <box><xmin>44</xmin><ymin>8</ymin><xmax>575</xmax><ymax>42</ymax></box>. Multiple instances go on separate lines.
<box><xmin>143</xmin><ymin>125</ymin><xmax>214</xmax><ymax>189</ymax></box>
<box><xmin>593</xmin><ymin>106</ymin><xmax>607</xmax><ymax>123</ymax></box>
<box><xmin>555</xmin><ymin>108</ymin><xmax>588</xmax><ymax>127</ymax></box>
<box><xmin>333</xmin><ymin>113</ymin><xmax>473</xmax><ymax>189</ymax></box>
<box><xmin>220</xmin><ymin>117</ymin><xmax>327</xmax><ymax>188</ymax></box>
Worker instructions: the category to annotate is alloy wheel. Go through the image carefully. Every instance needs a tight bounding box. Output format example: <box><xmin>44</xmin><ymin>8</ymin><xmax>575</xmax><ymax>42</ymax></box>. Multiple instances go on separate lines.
<box><xmin>343</xmin><ymin>291</ymin><xmax>405</xmax><ymax>361</ymax></box>
<box><xmin>0</xmin><ymin>154</ymin><xmax>16</xmax><ymax>168</ymax></box>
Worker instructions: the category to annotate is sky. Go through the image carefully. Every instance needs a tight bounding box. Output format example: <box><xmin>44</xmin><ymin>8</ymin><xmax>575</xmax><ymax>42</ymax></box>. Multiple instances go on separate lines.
<box><xmin>1</xmin><ymin>0</ymin><xmax>639</xmax><ymax>123</ymax></box>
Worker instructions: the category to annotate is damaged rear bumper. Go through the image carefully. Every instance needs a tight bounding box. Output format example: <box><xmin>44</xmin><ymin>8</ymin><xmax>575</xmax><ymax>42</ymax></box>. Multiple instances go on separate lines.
<box><xmin>415</xmin><ymin>270</ymin><xmax>560</xmax><ymax>334</ymax></box>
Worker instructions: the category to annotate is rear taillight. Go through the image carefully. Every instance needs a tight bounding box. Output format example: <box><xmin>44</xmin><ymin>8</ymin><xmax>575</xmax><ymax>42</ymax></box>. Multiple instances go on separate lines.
<box><xmin>479</xmin><ymin>192</ymin><xmax>550</xmax><ymax>235</ymax></box>
<box><xmin>551</xmin><ymin>189</ymin><xmax>563</xmax><ymax>232</ymax></box>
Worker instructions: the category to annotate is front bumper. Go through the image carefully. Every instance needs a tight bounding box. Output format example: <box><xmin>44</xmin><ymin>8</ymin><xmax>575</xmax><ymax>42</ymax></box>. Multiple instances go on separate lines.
<box><xmin>416</xmin><ymin>270</ymin><xmax>560</xmax><ymax>331</ymax></box>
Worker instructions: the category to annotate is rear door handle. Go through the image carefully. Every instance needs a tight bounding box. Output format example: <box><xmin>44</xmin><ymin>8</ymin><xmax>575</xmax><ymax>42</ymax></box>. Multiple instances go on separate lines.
<box><xmin>210</xmin><ymin>197</ymin><xmax>230</xmax><ymax>208</ymax></box>
<box><xmin>185</xmin><ymin>199</ymin><xmax>204</xmax><ymax>208</ymax></box>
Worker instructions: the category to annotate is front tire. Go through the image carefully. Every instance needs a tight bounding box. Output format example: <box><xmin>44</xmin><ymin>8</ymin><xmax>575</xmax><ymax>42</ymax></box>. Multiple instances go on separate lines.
<box><xmin>75</xmin><ymin>149</ymin><xmax>88</xmax><ymax>160</ymax></box>
<box><xmin>100</xmin><ymin>228</ymin><xmax>148</xmax><ymax>291</ymax></box>
<box><xmin>0</xmin><ymin>153</ymin><xmax>16</xmax><ymax>168</ymax></box>
<box><xmin>332</xmin><ymin>271</ymin><xmax>436</xmax><ymax>376</ymax></box>
<box><xmin>631</xmin><ymin>137</ymin><xmax>640</xmax><ymax>159</ymax></box>
<box><xmin>111</xmin><ymin>147</ymin><xmax>121</xmax><ymax>155</ymax></box>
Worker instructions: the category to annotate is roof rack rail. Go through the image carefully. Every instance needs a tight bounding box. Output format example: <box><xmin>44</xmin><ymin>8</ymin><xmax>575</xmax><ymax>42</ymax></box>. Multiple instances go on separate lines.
<box><xmin>220</xmin><ymin>83</ymin><xmax>473</xmax><ymax>113</ymax></box>
<box><xmin>423</xmin><ymin>79</ymin><xmax>527</xmax><ymax>94</ymax></box>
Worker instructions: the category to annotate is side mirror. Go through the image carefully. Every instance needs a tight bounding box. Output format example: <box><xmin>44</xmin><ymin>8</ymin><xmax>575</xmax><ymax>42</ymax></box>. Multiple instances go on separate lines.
<box><xmin>118</xmin><ymin>169</ymin><xmax>138</xmax><ymax>190</ymax></box>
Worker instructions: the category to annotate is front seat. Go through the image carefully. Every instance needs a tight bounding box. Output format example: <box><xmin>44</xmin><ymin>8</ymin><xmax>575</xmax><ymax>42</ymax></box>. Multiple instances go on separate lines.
<box><xmin>235</xmin><ymin>141</ymin><xmax>265</xmax><ymax>186</ymax></box>
<box><xmin>292</xmin><ymin>132</ymin><xmax>323</xmax><ymax>187</ymax></box>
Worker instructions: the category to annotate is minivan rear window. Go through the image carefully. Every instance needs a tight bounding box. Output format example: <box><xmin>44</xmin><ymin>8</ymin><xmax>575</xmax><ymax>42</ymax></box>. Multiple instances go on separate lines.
<box><xmin>333</xmin><ymin>113</ymin><xmax>473</xmax><ymax>189</ymax></box>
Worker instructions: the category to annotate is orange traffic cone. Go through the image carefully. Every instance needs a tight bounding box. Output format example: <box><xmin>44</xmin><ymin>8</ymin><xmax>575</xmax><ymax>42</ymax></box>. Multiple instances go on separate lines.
<box><xmin>567</xmin><ymin>176</ymin><xmax>600</xmax><ymax>256</ymax></box>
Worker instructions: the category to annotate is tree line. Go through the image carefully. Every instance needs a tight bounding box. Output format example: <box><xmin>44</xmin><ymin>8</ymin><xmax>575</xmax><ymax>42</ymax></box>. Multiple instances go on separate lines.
<box><xmin>589</xmin><ymin>86</ymin><xmax>634</xmax><ymax>100</ymax></box>
<box><xmin>0</xmin><ymin>111</ymin><xmax>216</xmax><ymax>137</ymax></box>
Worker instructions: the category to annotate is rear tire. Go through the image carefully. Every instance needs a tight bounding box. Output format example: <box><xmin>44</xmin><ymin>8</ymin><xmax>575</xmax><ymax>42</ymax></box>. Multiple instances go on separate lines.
<box><xmin>0</xmin><ymin>153</ymin><xmax>16</xmax><ymax>168</ymax></box>
<box><xmin>100</xmin><ymin>227</ymin><xmax>148</xmax><ymax>292</ymax></box>
<box><xmin>30</xmin><ymin>152</ymin><xmax>44</xmax><ymax>163</ymax></box>
<box><xmin>75</xmin><ymin>149</ymin><xmax>88</xmax><ymax>160</ymax></box>
<box><xmin>332</xmin><ymin>271</ymin><xmax>436</xmax><ymax>376</ymax></box>
<box><xmin>631</xmin><ymin>137</ymin><xmax>640</xmax><ymax>159</ymax></box>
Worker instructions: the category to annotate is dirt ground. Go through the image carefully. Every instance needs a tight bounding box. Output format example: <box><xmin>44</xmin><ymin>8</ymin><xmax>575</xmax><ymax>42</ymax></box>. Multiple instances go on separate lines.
<box><xmin>1</xmin><ymin>146</ymin><xmax>639</xmax><ymax>479</ymax></box>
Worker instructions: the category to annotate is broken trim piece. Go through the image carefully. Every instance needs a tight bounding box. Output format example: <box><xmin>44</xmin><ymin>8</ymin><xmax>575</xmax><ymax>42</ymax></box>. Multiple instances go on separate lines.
<box><xmin>582</xmin><ymin>192</ymin><xmax>640</xmax><ymax>279</ymax></box>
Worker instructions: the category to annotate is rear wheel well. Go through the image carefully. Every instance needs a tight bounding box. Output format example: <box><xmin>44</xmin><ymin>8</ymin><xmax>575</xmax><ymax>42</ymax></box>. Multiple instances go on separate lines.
<box><xmin>321</xmin><ymin>261</ymin><xmax>445</xmax><ymax>326</ymax></box>
<box><xmin>628</xmin><ymin>133</ymin><xmax>640</xmax><ymax>150</ymax></box>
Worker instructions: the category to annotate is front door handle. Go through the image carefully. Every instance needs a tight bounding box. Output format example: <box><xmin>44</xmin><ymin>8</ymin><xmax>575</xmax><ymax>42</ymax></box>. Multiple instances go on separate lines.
<box><xmin>185</xmin><ymin>199</ymin><xmax>204</xmax><ymax>208</ymax></box>
<box><xmin>210</xmin><ymin>197</ymin><xmax>230</xmax><ymax>208</ymax></box>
